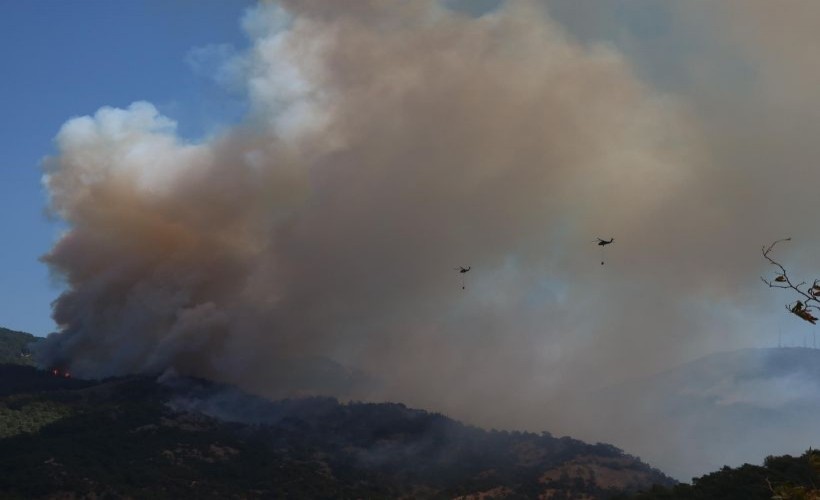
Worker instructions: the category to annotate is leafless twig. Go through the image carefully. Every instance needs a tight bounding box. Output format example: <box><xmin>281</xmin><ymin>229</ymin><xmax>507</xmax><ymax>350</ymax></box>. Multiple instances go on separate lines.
<box><xmin>762</xmin><ymin>238</ymin><xmax>819</xmax><ymax>324</ymax></box>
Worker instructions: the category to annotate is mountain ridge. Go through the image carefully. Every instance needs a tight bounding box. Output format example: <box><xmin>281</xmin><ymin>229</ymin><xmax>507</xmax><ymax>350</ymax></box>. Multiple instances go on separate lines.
<box><xmin>0</xmin><ymin>326</ymin><xmax>674</xmax><ymax>499</ymax></box>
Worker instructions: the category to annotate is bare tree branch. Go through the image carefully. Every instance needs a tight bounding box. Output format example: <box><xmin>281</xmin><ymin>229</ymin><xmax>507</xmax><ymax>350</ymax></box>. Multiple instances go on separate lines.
<box><xmin>762</xmin><ymin>238</ymin><xmax>820</xmax><ymax>324</ymax></box>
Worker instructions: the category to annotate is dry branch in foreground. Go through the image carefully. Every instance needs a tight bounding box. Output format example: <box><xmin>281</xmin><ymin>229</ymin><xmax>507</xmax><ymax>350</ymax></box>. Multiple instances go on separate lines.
<box><xmin>762</xmin><ymin>238</ymin><xmax>819</xmax><ymax>324</ymax></box>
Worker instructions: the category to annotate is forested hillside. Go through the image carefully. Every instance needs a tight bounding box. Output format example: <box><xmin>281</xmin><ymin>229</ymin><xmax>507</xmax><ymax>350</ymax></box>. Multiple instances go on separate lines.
<box><xmin>0</xmin><ymin>323</ymin><xmax>673</xmax><ymax>499</ymax></box>
<box><xmin>0</xmin><ymin>327</ymin><xmax>39</xmax><ymax>366</ymax></box>
<box><xmin>623</xmin><ymin>450</ymin><xmax>820</xmax><ymax>500</ymax></box>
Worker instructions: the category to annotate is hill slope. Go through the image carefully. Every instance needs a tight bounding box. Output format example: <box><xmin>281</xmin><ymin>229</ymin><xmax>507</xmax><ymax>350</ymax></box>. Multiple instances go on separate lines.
<box><xmin>622</xmin><ymin>449</ymin><xmax>820</xmax><ymax>500</ymax></box>
<box><xmin>0</xmin><ymin>364</ymin><xmax>675</xmax><ymax>499</ymax></box>
<box><xmin>0</xmin><ymin>325</ymin><xmax>680</xmax><ymax>498</ymax></box>
<box><xmin>0</xmin><ymin>326</ymin><xmax>40</xmax><ymax>366</ymax></box>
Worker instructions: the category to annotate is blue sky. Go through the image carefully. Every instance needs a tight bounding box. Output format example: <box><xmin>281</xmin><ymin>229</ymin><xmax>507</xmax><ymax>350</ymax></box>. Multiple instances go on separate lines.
<box><xmin>0</xmin><ymin>0</ymin><xmax>253</xmax><ymax>335</ymax></box>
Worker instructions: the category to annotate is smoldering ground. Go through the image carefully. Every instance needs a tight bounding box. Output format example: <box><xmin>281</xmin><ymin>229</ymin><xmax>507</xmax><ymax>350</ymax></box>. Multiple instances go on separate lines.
<box><xmin>34</xmin><ymin>0</ymin><xmax>820</xmax><ymax>479</ymax></box>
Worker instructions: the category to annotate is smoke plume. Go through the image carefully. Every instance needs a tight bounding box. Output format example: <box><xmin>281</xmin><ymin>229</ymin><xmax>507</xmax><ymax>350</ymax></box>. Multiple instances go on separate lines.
<box><xmin>36</xmin><ymin>0</ymin><xmax>820</xmax><ymax>475</ymax></box>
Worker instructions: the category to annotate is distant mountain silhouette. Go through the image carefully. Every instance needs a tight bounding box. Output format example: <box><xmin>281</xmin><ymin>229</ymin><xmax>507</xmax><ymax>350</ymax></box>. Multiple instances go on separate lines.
<box><xmin>572</xmin><ymin>347</ymin><xmax>820</xmax><ymax>481</ymax></box>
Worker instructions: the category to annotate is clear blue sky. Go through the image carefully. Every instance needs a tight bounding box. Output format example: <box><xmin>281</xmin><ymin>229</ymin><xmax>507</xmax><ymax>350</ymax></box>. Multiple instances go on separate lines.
<box><xmin>0</xmin><ymin>0</ymin><xmax>253</xmax><ymax>335</ymax></box>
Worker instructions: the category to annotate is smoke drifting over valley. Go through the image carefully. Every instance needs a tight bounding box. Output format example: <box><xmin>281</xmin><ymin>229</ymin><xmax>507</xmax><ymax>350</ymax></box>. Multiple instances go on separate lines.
<box><xmin>36</xmin><ymin>0</ymin><xmax>820</xmax><ymax>478</ymax></box>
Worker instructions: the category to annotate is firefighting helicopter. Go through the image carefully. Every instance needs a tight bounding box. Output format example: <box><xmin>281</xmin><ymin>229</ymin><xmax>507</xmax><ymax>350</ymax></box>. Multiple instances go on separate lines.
<box><xmin>454</xmin><ymin>266</ymin><xmax>471</xmax><ymax>290</ymax></box>
<box><xmin>595</xmin><ymin>237</ymin><xmax>614</xmax><ymax>265</ymax></box>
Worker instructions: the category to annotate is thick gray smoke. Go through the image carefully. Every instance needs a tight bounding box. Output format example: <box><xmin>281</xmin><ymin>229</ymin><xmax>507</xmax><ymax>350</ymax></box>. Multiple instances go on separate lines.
<box><xmin>36</xmin><ymin>0</ymin><xmax>820</xmax><ymax>478</ymax></box>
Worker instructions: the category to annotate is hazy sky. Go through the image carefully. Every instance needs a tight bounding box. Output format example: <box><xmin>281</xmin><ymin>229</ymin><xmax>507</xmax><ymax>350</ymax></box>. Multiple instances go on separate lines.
<box><xmin>3</xmin><ymin>1</ymin><xmax>810</xmax><ymax>340</ymax></box>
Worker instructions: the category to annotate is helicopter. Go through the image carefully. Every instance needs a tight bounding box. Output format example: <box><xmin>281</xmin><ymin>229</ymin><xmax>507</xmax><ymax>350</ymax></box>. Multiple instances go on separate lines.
<box><xmin>594</xmin><ymin>238</ymin><xmax>614</xmax><ymax>265</ymax></box>
<box><xmin>454</xmin><ymin>266</ymin><xmax>471</xmax><ymax>290</ymax></box>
